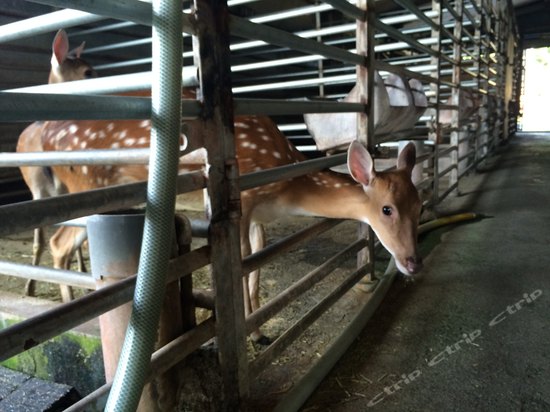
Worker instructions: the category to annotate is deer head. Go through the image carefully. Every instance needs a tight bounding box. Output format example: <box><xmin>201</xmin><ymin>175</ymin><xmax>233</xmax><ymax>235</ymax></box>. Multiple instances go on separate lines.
<box><xmin>347</xmin><ymin>141</ymin><xmax>423</xmax><ymax>275</ymax></box>
<box><xmin>48</xmin><ymin>29</ymin><xmax>97</xmax><ymax>84</ymax></box>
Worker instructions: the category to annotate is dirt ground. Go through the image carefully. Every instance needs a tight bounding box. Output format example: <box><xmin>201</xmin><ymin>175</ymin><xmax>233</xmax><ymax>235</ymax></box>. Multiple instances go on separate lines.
<box><xmin>0</xmin><ymin>228</ymin><xmax>88</xmax><ymax>300</ymax></box>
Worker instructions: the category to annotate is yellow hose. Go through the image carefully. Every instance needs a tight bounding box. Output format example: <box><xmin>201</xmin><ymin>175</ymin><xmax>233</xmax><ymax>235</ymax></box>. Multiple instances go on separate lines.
<box><xmin>418</xmin><ymin>212</ymin><xmax>481</xmax><ymax>235</ymax></box>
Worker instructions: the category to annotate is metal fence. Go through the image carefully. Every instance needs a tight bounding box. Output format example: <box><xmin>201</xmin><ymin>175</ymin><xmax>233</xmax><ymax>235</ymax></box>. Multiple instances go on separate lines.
<box><xmin>0</xmin><ymin>0</ymin><xmax>520</xmax><ymax>410</ymax></box>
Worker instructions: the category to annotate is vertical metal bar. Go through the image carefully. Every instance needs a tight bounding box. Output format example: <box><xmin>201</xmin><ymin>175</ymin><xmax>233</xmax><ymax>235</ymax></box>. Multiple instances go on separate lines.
<box><xmin>496</xmin><ymin>4</ymin><xmax>507</xmax><ymax>143</ymax></box>
<box><xmin>315</xmin><ymin>2</ymin><xmax>325</xmax><ymax>97</ymax></box>
<box><xmin>430</xmin><ymin>0</ymin><xmax>442</xmax><ymax>205</ymax></box>
<box><xmin>449</xmin><ymin>0</ymin><xmax>463</xmax><ymax>196</ymax></box>
<box><xmin>194</xmin><ymin>0</ymin><xmax>249</xmax><ymax>409</ymax></box>
<box><xmin>479</xmin><ymin>0</ymin><xmax>489</xmax><ymax>158</ymax></box>
<box><xmin>355</xmin><ymin>0</ymin><xmax>375</xmax><ymax>283</ymax></box>
<box><xmin>104</xmin><ymin>0</ymin><xmax>183</xmax><ymax>410</ymax></box>
<box><xmin>473</xmin><ymin>0</ymin><xmax>483</xmax><ymax>167</ymax></box>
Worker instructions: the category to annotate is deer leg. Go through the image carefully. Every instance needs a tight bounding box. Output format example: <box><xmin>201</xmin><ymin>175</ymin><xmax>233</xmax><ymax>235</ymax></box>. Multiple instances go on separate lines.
<box><xmin>50</xmin><ymin>226</ymin><xmax>87</xmax><ymax>302</ymax></box>
<box><xmin>246</xmin><ymin>221</ymin><xmax>270</xmax><ymax>345</ymax></box>
<box><xmin>248</xmin><ymin>222</ymin><xmax>265</xmax><ymax>314</ymax></box>
<box><xmin>25</xmin><ymin>227</ymin><xmax>46</xmax><ymax>297</ymax></box>
<box><xmin>75</xmin><ymin>246</ymin><xmax>87</xmax><ymax>272</ymax></box>
<box><xmin>240</xmin><ymin>230</ymin><xmax>254</xmax><ymax>319</ymax></box>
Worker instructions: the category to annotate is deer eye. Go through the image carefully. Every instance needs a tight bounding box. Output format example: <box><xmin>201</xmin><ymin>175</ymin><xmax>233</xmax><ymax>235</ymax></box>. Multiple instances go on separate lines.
<box><xmin>382</xmin><ymin>205</ymin><xmax>392</xmax><ymax>216</ymax></box>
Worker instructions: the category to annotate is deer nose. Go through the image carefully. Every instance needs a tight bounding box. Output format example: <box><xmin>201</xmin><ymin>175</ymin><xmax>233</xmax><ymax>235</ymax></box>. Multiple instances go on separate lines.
<box><xmin>405</xmin><ymin>256</ymin><xmax>423</xmax><ymax>274</ymax></box>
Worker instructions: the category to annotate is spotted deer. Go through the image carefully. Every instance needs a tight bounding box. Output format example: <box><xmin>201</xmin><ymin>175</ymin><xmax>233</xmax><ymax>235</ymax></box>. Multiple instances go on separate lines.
<box><xmin>18</xmin><ymin>34</ymin><xmax>422</xmax><ymax>341</ymax></box>
<box><xmin>28</xmin><ymin>83</ymin><xmax>422</xmax><ymax>340</ymax></box>
<box><xmin>17</xmin><ymin>29</ymin><xmax>96</xmax><ymax>301</ymax></box>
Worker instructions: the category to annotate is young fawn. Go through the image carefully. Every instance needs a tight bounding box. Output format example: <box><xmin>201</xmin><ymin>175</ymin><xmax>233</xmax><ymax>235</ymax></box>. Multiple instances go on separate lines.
<box><xmin>17</xmin><ymin>29</ymin><xmax>96</xmax><ymax>301</ymax></box>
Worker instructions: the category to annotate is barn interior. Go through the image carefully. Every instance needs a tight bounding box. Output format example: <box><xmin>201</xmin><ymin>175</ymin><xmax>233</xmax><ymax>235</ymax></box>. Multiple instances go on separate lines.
<box><xmin>0</xmin><ymin>1</ymin><xmax>549</xmax><ymax>411</ymax></box>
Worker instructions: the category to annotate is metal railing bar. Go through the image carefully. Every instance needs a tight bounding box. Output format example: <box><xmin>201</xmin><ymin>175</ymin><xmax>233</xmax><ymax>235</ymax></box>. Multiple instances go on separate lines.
<box><xmin>0</xmin><ymin>94</ymin><xmax>202</xmax><ymax>122</ymax></box>
<box><xmin>249</xmin><ymin>262</ymin><xmax>369</xmax><ymax>377</ymax></box>
<box><xmin>0</xmin><ymin>245</ymin><xmax>211</xmax><ymax>363</ymax></box>
<box><xmin>0</xmin><ymin>149</ymin><xmax>153</xmax><ymax>167</ymax></box>
<box><xmin>0</xmin><ymin>261</ymin><xmax>95</xmax><ymax>290</ymax></box>
<box><xmin>0</xmin><ymin>9</ymin><xmax>103</xmax><ymax>43</ymax></box>
<box><xmin>246</xmin><ymin>237</ymin><xmax>367</xmax><ymax>335</ymax></box>
<box><xmin>393</xmin><ymin>0</ymin><xmax>439</xmax><ymax>31</ymax></box>
<box><xmin>0</xmin><ymin>171</ymin><xmax>206</xmax><ymax>238</ymax></box>
<box><xmin>229</xmin><ymin>15</ymin><xmax>365</xmax><ymax>67</ymax></box>
<box><xmin>458</xmin><ymin>151</ymin><xmax>474</xmax><ymax>163</ymax></box>
<box><xmin>0</xmin><ymin>93</ymin><xmax>151</xmax><ymax>122</ymax></box>
<box><xmin>233</xmin><ymin>74</ymin><xmax>356</xmax><ymax>94</ymax></box>
<box><xmin>441</xmin><ymin>0</ymin><xmax>461</xmax><ymax>21</ymax></box>
<box><xmin>239</xmin><ymin>153</ymin><xmax>347</xmax><ymax>191</ymax></box>
<box><xmin>438</xmin><ymin>144</ymin><xmax>458</xmax><ymax>157</ymax></box>
<box><xmin>242</xmin><ymin>218</ymin><xmax>343</xmax><ymax>275</ymax></box>
<box><xmin>27</xmin><ymin>0</ymin><xmax>152</xmax><ymax>26</ymax></box>
<box><xmin>322</xmin><ymin>0</ymin><xmax>366</xmax><ymax>21</ymax></box>
<box><xmin>373</xmin><ymin>19</ymin><xmax>438</xmax><ymax>58</ymax></box>
<box><xmin>438</xmin><ymin>163</ymin><xmax>457</xmax><ymax>179</ymax></box>
<box><xmin>6</xmin><ymin>68</ymin><xmax>199</xmax><ymax>95</ymax></box>
<box><xmin>65</xmin><ymin>317</ymin><xmax>217</xmax><ymax>412</ymax></box>
<box><xmin>438</xmin><ymin>180</ymin><xmax>459</xmax><ymax>202</ymax></box>
<box><xmin>375</xmin><ymin>60</ymin><xmax>438</xmax><ymax>86</ymax></box>
<box><xmin>233</xmin><ymin>98</ymin><xmax>364</xmax><ymax>116</ymax></box>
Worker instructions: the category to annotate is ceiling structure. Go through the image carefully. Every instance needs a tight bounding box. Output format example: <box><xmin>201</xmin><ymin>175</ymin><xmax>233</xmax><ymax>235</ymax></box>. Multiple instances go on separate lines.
<box><xmin>513</xmin><ymin>0</ymin><xmax>550</xmax><ymax>48</ymax></box>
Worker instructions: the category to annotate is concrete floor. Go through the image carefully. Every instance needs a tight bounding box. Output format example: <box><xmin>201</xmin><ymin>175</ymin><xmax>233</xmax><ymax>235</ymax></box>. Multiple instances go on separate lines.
<box><xmin>302</xmin><ymin>133</ymin><xmax>550</xmax><ymax>411</ymax></box>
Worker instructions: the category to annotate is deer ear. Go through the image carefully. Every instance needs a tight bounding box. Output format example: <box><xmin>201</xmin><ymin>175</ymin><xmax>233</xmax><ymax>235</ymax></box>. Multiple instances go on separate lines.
<box><xmin>52</xmin><ymin>29</ymin><xmax>69</xmax><ymax>67</ymax></box>
<box><xmin>397</xmin><ymin>142</ymin><xmax>416</xmax><ymax>176</ymax></box>
<box><xmin>70</xmin><ymin>41</ymin><xmax>86</xmax><ymax>58</ymax></box>
<box><xmin>347</xmin><ymin>141</ymin><xmax>375</xmax><ymax>186</ymax></box>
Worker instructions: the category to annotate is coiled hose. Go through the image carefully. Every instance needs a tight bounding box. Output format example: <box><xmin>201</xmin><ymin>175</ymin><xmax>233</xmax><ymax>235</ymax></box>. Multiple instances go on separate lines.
<box><xmin>104</xmin><ymin>0</ymin><xmax>183</xmax><ymax>410</ymax></box>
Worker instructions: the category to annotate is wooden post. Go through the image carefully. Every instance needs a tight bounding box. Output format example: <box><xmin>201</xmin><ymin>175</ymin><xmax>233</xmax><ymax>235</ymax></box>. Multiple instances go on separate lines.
<box><xmin>193</xmin><ymin>0</ymin><xmax>250</xmax><ymax>409</ymax></box>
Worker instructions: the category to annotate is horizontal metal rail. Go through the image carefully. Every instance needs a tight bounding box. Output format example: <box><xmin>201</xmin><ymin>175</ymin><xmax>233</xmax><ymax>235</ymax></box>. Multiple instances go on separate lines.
<box><xmin>323</xmin><ymin>0</ymin><xmax>366</xmax><ymax>21</ymax></box>
<box><xmin>250</xmin><ymin>262</ymin><xmax>369</xmax><ymax>377</ymax></box>
<box><xmin>0</xmin><ymin>149</ymin><xmax>154</xmax><ymax>167</ymax></box>
<box><xmin>242</xmin><ymin>218</ymin><xmax>343</xmax><ymax>275</ymax></box>
<box><xmin>0</xmin><ymin>261</ymin><xmax>95</xmax><ymax>290</ymax></box>
<box><xmin>393</xmin><ymin>0</ymin><xmax>439</xmax><ymax>32</ymax></box>
<box><xmin>234</xmin><ymin>99</ymin><xmax>364</xmax><ymax>116</ymax></box>
<box><xmin>240</xmin><ymin>153</ymin><xmax>347</xmax><ymax>191</ymax></box>
<box><xmin>246</xmin><ymin>237</ymin><xmax>367</xmax><ymax>337</ymax></box>
<box><xmin>0</xmin><ymin>171</ymin><xmax>206</xmax><ymax>237</ymax></box>
<box><xmin>0</xmin><ymin>245</ymin><xmax>210</xmax><ymax>362</ymax></box>
<box><xmin>438</xmin><ymin>163</ymin><xmax>457</xmax><ymax>179</ymax></box>
<box><xmin>27</xmin><ymin>0</ymin><xmax>194</xmax><ymax>33</ymax></box>
<box><xmin>0</xmin><ymin>93</ymin><xmax>153</xmax><ymax>122</ymax></box>
<box><xmin>6</xmin><ymin>68</ymin><xmax>199</xmax><ymax>95</ymax></box>
<box><xmin>65</xmin><ymin>317</ymin><xmax>217</xmax><ymax>412</ymax></box>
<box><xmin>373</xmin><ymin>19</ymin><xmax>439</xmax><ymax>59</ymax></box>
<box><xmin>229</xmin><ymin>15</ymin><xmax>364</xmax><ymax>66</ymax></box>
<box><xmin>0</xmin><ymin>9</ymin><xmax>103</xmax><ymax>42</ymax></box>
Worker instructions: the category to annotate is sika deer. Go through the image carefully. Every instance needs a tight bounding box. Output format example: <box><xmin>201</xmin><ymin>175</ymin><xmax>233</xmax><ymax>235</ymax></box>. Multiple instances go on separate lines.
<box><xmin>16</xmin><ymin>29</ymin><xmax>96</xmax><ymax>301</ymax></box>
<box><xmin>35</xmin><ymin>92</ymin><xmax>422</xmax><ymax>341</ymax></box>
<box><xmin>16</xmin><ymin>33</ymin><xmax>423</xmax><ymax>336</ymax></box>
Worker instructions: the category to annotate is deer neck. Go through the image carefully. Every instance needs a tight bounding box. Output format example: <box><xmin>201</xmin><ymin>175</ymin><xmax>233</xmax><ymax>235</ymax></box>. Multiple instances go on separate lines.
<box><xmin>277</xmin><ymin>171</ymin><xmax>372</xmax><ymax>223</ymax></box>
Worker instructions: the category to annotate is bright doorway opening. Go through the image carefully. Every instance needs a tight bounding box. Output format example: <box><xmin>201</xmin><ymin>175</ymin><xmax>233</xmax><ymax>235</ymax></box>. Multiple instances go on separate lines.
<box><xmin>520</xmin><ymin>47</ymin><xmax>550</xmax><ymax>132</ymax></box>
